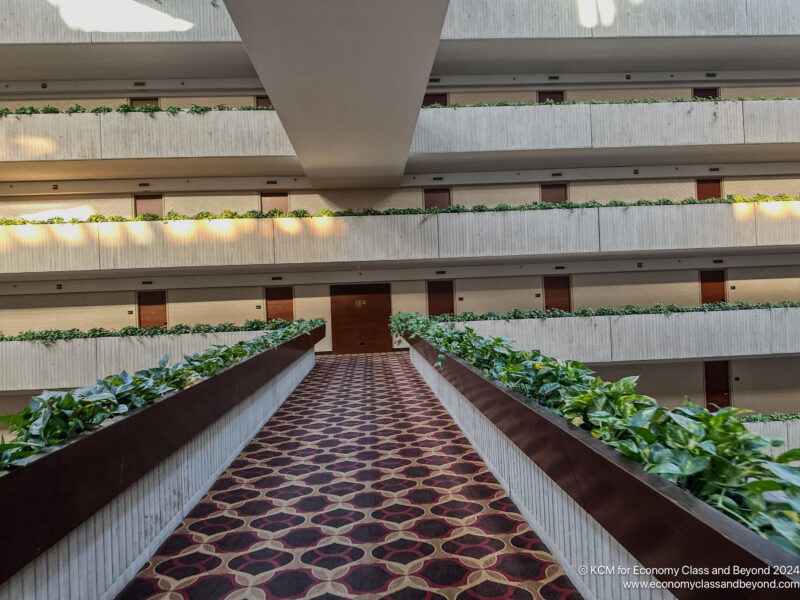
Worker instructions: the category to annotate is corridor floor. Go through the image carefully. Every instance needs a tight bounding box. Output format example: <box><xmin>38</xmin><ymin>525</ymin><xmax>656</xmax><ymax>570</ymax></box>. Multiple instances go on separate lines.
<box><xmin>118</xmin><ymin>353</ymin><xmax>581</xmax><ymax>600</ymax></box>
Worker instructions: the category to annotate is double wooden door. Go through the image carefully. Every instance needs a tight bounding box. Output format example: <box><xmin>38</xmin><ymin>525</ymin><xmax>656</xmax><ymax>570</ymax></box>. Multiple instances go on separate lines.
<box><xmin>330</xmin><ymin>284</ymin><xmax>393</xmax><ymax>354</ymax></box>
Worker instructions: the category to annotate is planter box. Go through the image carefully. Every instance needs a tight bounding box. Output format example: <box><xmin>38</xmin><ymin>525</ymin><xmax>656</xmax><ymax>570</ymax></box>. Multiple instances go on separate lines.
<box><xmin>0</xmin><ymin>331</ymin><xmax>267</xmax><ymax>392</ymax></box>
<box><xmin>0</xmin><ymin>325</ymin><xmax>324</xmax><ymax>599</ymax></box>
<box><xmin>454</xmin><ymin>307</ymin><xmax>800</xmax><ymax>363</ymax></box>
<box><xmin>407</xmin><ymin>333</ymin><xmax>800</xmax><ymax>599</ymax></box>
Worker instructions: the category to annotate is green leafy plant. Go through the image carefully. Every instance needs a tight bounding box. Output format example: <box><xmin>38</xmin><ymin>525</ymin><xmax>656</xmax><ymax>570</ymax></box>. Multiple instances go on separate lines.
<box><xmin>0</xmin><ymin>318</ymin><xmax>294</xmax><ymax>345</ymax></box>
<box><xmin>0</xmin><ymin>318</ymin><xmax>324</xmax><ymax>471</ymax></box>
<box><xmin>425</xmin><ymin>301</ymin><xmax>800</xmax><ymax>324</ymax></box>
<box><xmin>65</xmin><ymin>104</ymin><xmax>87</xmax><ymax>114</ymax></box>
<box><xmin>742</xmin><ymin>412</ymin><xmax>800</xmax><ymax>423</ymax></box>
<box><xmin>1</xmin><ymin>194</ymin><xmax>799</xmax><ymax>227</ymax></box>
<box><xmin>390</xmin><ymin>312</ymin><xmax>800</xmax><ymax>556</ymax></box>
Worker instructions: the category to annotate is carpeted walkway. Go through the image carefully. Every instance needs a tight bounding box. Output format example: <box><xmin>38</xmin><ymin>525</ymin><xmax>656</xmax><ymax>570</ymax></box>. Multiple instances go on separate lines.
<box><xmin>118</xmin><ymin>353</ymin><xmax>582</xmax><ymax>600</ymax></box>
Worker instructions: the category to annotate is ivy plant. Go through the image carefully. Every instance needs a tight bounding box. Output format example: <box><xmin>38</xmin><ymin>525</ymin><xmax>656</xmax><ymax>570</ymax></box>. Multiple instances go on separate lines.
<box><xmin>0</xmin><ymin>318</ymin><xmax>294</xmax><ymax>345</ymax></box>
<box><xmin>424</xmin><ymin>301</ymin><xmax>800</xmax><ymax>324</ymax></box>
<box><xmin>390</xmin><ymin>312</ymin><xmax>800</xmax><ymax>557</ymax></box>
<box><xmin>0</xmin><ymin>194</ymin><xmax>798</xmax><ymax>227</ymax></box>
<box><xmin>0</xmin><ymin>318</ymin><xmax>324</xmax><ymax>471</ymax></box>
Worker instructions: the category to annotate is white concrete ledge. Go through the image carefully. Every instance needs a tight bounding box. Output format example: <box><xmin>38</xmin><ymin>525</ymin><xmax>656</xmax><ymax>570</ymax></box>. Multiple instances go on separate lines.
<box><xmin>2</xmin><ymin>203</ymin><xmax>799</xmax><ymax>275</ymax></box>
<box><xmin>0</xmin><ymin>331</ymin><xmax>264</xmax><ymax>392</ymax></box>
<box><xmin>746</xmin><ymin>420</ymin><xmax>800</xmax><ymax>458</ymax></box>
<box><xmin>452</xmin><ymin>307</ymin><xmax>800</xmax><ymax>363</ymax></box>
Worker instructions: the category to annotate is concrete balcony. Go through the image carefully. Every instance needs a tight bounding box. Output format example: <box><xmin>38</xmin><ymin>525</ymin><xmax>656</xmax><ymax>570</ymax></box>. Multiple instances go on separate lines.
<box><xmin>0</xmin><ymin>331</ymin><xmax>263</xmax><ymax>393</ymax></box>
<box><xmin>408</xmin><ymin>100</ymin><xmax>800</xmax><ymax>172</ymax></box>
<box><xmin>0</xmin><ymin>111</ymin><xmax>298</xmax><ymax>181</ymax></box>
<box><xmin>451</xmin><ymin>307</ymin><xmax>800</xmax><ymax>363</ymax></box>
<box><xmin>5</xmin><ymin>100</ymin><xmax>800</xmax><ymax>180</ymax></box>
<box><xmin>1</xmin><ymin>202</ymin><xmax>799</xmax><ymax>276</ymax></box>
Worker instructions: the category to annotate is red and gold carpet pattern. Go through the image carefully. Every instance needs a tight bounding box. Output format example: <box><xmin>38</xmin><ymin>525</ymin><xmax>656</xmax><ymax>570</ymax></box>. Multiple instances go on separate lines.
<box><xmin>118</xmin><ymin>353</ymin><xmax>581</xmax><ymax>600</ymax></box>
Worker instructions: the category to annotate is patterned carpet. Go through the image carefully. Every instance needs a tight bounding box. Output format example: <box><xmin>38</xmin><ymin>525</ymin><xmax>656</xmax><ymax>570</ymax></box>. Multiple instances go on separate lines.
<box><xmin>118</xmin><ymin>353</ymin><xmax>582</xmax><ymax>600</ymax></box>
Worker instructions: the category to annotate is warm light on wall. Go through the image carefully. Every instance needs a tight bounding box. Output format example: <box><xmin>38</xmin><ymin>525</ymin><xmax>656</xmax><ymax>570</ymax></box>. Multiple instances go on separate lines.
<box><xmin>13</xmin><ymin>136</ymin><xmax>56</xmax><ymax>158</ymax></box>
<box><xmin>47</xmin><ymin>0</ymin><xmax>194</xmax><ymax>33</ymax></box>
<box><xmin>577</xmin><ymin>0</ymin><xmax>645</xmax><ymax>28</ymax></box>
<box><xmin>205</xmin><ymin>219</ymin><xmax>236</xmax><ymax>236</ymax></box>
<box><xmin>274</xmin><ymin>217</ymin><xmax>301</xmax><ymax>235</ymax></box>
<box><xmin>53</xmin><ymin>223</ymin><xmax>85</xmax><ymax>243</ymax></box>
<box><xmin>732</xmin><ymin>203</ymin><xmax>755</xmax><ymax>221</ymax></box>
<box><xmin>11</xmin><ymin>224</ymin><xmax>45</xmax><ymax>244</ymax></box>
<box><xmin>166</xmin><ymin>219</ymin><xmax>196</xmax><ymax>237</ymax></box>
<box><xmin>124</xmin><ymin>221</ymin><xmax>154</xmax><ymax>245</ymax></box>
<box><xmin>21</xmin><ymin>206</ymin><xmax>94</xmax><ymax>222</ymax></box>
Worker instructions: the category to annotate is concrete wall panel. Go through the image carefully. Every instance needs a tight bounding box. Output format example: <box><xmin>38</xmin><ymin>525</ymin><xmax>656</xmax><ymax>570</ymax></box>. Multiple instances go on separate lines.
<box><xmin>0</xmin><ymin>113</ymin><xmax>101</xmax><ymax>162</ymax></box>
<box><xmin>164</xmin><ymin>192</ymin><xmax>259</xmax><ymax>215</ymax></box>
<box><xmin>727</xmin><ymin>266</ymin><xmax>800</xmax><ymax>303</ymax></box>
<box><xmin>167</xmin><ymin>287</ymin><xmax>264</xmax><ymax>326</ymax></box>
<box><xmin>290</xmin><ymin>188</ymin><xmax>423</xmax><ymax>213</ymax></box>
<box><xmin>590</xmin><ymin>102</ymin><xmax>744</xmax><ymax>149</ymax></box>
<box><xmin>0</xmin><ymin>194</ymin><xmax>133</xmax><ymax>220</ymax></box>
<box><xmin>598</xmin><ymin>204</ymin><xmax>757</xmax><ymax>252</ymax></box>
<box><xmin>0</xmin><ymin>223</ymin><xmax>101</xmax><ymax>274</ymax></box>
<box><xmin>438</xmin><ymin>210</ymin><xmax>600</xmax><ymax>258</ymax></box>
<box><xmin>754</xmin><ymin>201</ymin><xmax>800</xmax><ymax>248</ymax></box>
<box><xmin>100</xmin><ymin>112</ymin><xmax>294</xmax><ymax>159</ymax></box>
<box><xmin>732</xmin><ymin>357</ymin><xmax>800</xmax><ymax>414</ymax></box>
<box><xmin>273</xmin><ymin>215</ymin><xmax>438</xmax><ymax>265</ymax></box>
<box><xmin>743</xmin><ymin>99</ymin><xmax>800</xmax><ymax>144</ymax></box>
<box><xmin>411</xmin><ymin>105</ymin><xmax>593</xmax><ymax>153</ymax></box>
<box><xmin>568</xmin><ymin>179</ymin><xmax>695</xmax><ymax>204</ymax></box>
<box><xmin>572</xmin><ymin>270</ymin><xmax>700</xmax><ymax>309</ymax></box>
<box><xmin>455</xmin><ymin>276</ymin><xmax>543</xmax><ymax>314</ymax></box>
<box><xmin>452</xmin><ymin>184</ymin><xmax>538</xmax><ymax>208</ymax></box>
<box><xmin>294</xmin><ymin>284</ymin><xmax>332</xmax><ymax>352</ymax></box>
<box><xmin>724</xmin><ymin>176</ymin><xmax>800</xmax><ymax>197</ymax></box>
<box><xmin>97</xmin><ymin>219</ymin><xmax>274</xmax><ymax>270</ymax></box>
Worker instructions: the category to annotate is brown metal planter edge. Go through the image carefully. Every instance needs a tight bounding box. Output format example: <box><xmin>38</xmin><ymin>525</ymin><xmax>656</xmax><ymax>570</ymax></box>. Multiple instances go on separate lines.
<box><xmin>0</xmin><ymin>325</ymin><xmax>324</xmax><ymax>586</ymax></box>
<box><xmin>407</xmin><ymin>333</ymin><xmax>800</xmax><ymax>600</ymax></box>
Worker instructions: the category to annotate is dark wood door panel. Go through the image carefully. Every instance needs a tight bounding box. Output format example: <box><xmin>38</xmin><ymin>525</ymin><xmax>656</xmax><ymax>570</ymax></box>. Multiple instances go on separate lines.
<box><xmin>266</xmin><ymin>286</ymin><xmax>294</xmax><ymax>321</ymax></box>
<box><xmin>541</xmin><ymin>184</ymin><xmax>568</xmax><ymax>205</ymax></box>
<box><xmin>427</xmin><ymin>280</ymin><xmax>454</xmax><ymax>316</ymax></box>
<box><xmin>544</xmin><ymin>276</ymin><xmax>571</xmax><ymax>311</ymax></box>
<box><xmin>134</xmin><ymin>194</ymin><xmax>163</xmax><ymax>218</ymax></box>
<box><xmin>700</xmin><ymin>270</ymin><xmax>726</xmax><ymax>304</ymax></box>
<box><xmin>696</xmin><ymin>179</ymin><xmax>722</xmax><ymax>200</ymax></box>
<box><xmin>330</xmin><ymin>283</ymin><xmax>392</xmax><ymax>354</ymax></box>
<box><xmin>138</xmin><ymin>291</ymin><xmax>167</xmax><ymax>328</ymax></box>
<box><xmin>704</xmin><ymin>361</ymin><xmax>731</xmax><ymax>410</ymax></box>
<box><xmin>424</xmin><ymin>188</ymin><xmax>451</xmax><ymax>210</ymax></box>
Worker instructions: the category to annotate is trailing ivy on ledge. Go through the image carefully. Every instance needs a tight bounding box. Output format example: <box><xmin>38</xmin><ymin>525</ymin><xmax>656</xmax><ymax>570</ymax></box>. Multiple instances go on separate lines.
<box><xmin>1</xmin><ymin>194</ymin><xmax>797</xmax><ymax>227</ymax></box>
<box><xmin>427</xmin><ymin>301</ymin><xmax>800</xmax><ymax>323</ymax></box>
<box><xmin>420</xmin><ymin>96</ymin><xmax>800</xmax><ymax>108</ymax></box>
<box><xmin>1</xmin><ymin>96</ymin><xmax>798</xmax><ymax>118</ymax></box>
<box><xmin>0</xmin><ymin>318</ymin><xmax>324</xmax><ymax>471</ymax></box>
<box><xmin>0</xmin><ymin>103</ymin><xmax>275</xmax><ymax>118</ymax></box>
<box><xmin>389</xmin><ymin>312</ymin><xmax>800</xmax><ymax>556</ymax></box>
<box><xmin>742</xmin><ymin>413</ymin><xmax>800</xmax><ymax>424</ymax></box>
<box><xmin>0</xmin><ymin>319</ymin><xmax>294</xmax><ymax>345</ymax></box>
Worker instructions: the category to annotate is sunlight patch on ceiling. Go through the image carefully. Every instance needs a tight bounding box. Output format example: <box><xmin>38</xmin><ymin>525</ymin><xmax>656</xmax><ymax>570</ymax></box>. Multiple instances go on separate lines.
<box><xmin>48</xmin><ymin>0</ymin><xmax>194</xmax><ymax>33</ymax></box>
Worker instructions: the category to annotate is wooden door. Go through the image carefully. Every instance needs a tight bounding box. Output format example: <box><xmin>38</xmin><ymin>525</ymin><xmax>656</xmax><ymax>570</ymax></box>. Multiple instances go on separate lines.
<box><xmin>692</xmin><ymin>88</ymin><xmax>719</xmax><ymax>100</ymax></box>
<box><xmin>266</xmin><ymin>286</ymin><xmax>294</xmax><ymax>322</ymax></box>
<box><xmin>138</xmin><ymin>291</ymin><xmax>167</xmax><ymax>328</ymax></box>
<box><xmin>424</xmin><ymin>188</ymin><xmax>451</xmax><ymax>210</ymax></box>
<box><xmin>700</xmin><ymin>270</ymin><xmax>726</xmax><ymax>304</ymax></box>
<box><xmin>261</xmin><ymin>192</ymin><xmax>289</xmax><ymax>213</ymax></box>
<box><xmin>538</xmin><ymin>91</ymin><xmax>564</xmax><ymax>103</ymax></box>
<box><xmin>422</xmin><ymin>93</ymin><xmax>448</xmax><ymax>107</ymax></box>
<box><xmin>544</xmin><ymin>276</ymin><xmax>571</xmax><ymax>311</ymax></box>
<box><xmin>331</xmin><ymin>284</ymin><xmax>393</xmax><ymax>354</ymax></box>
<box><xmin>134</xmin><ymin>194</ymin><xmax>163</xmax><ymax>218</ymax></box>
<box><xmin>427</xmin><ymin>280</ymin><xmax>454</xmax><ymax>316</ymax></box>
<box><xmin>696</xmin><ymin>179</ymin><xmax>722</xmax><ymax>200</ymax></box>
<box><xmin>541</xmin><ymin>184</ymin><xmax>568</xmax><ymax>205</ymax></box>
<box><xmin>704</xmin><ymin>361</ymin><xmax>731</xmax><ymax>410</ymax></box>
<box><xmin>256</xmin><ymin>95</ymin><xmax>272</xmax><ymax>107</ymax></box>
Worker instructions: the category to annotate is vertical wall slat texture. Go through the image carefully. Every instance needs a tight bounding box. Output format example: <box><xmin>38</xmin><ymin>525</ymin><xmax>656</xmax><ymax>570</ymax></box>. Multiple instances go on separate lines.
<box><xmin>410</xmin><ymin>347</ymin><xmax>677</xmax><ymax>600</ymax></box>
<box><xmin>0</xmin><ymin>349</ymin><xmax>313</xmax><ymax>600</ymax></box>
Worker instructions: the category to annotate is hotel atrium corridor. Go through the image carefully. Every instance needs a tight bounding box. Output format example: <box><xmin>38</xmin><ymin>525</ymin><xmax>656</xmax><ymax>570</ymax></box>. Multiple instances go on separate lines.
<box><xmin>117</xmin><ymin>353</ymin><xmax>581</xmax><ymax>600</ymax></box>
